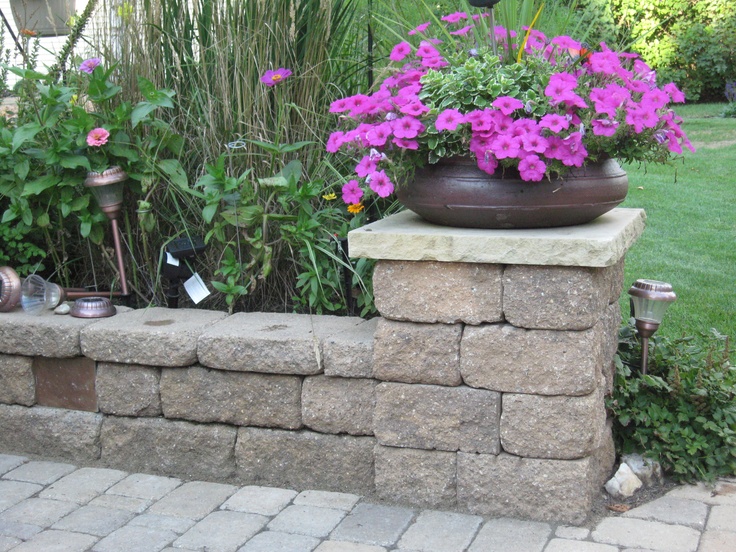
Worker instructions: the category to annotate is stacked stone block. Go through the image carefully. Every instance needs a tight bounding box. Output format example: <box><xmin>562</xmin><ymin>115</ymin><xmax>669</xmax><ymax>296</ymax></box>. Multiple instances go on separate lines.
<box><xmin>370</xmin><ymin>259</ymin><xmax>622</xmax><ymax>522</ymax></box>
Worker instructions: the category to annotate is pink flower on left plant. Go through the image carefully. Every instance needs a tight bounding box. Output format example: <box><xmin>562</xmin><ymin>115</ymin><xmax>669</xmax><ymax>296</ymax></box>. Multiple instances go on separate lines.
<box><xmin>87</xmin><ymin>128</ymin><xmax>110</xmax><ymax>147</ymax></box>
<box><xmin>261</xmin><ymin>68</ymin><xmax>292</xmax><ymax>86</ymax></box>
<box><xmin>79</xmin><ymin>58</ymin><xmax>101</xmax><ymax>74</ymax></box>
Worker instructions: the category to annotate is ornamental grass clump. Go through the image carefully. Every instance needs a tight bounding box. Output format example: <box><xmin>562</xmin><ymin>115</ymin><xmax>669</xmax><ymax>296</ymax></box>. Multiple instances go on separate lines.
<box><xmin>327</xmin><ymin>10</ymin><xmax>694</xmax><ymax>208</ymax></box>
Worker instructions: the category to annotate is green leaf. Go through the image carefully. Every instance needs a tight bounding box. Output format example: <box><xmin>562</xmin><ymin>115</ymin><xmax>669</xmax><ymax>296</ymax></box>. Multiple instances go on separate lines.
<box><xmin>202</xmin><ymin>203</ymin><xmax>218</xmax><ymax>224</ymax></box>
<box><xmin>11</xmin><ymin>123</ymin><xmax>42</xmax><ymax>153</ymax></box>
<box><xmin>158</xmin><ymin>159</ymin><xmax>189</xmax><ymax>189</ymax></box>
<box><xmin>59</xmin><ymin>155</ymin><xmax>91</xmax><ymax>170</ymax></box>
<box><xmin>131</xmin><ymin>103</ymin><xmax>157</xmax><ymax>128</ymax></box>
<box><xmin>258</xmin><ymin>175</ymin><xmax>289</xmax><ymax>188</ymax></box>
<box><xmin>36</xmin><ymin>212</ymin><xmax>50</xmax><ymax>227</ymax></box>
<box><xmin>278</xmin><ymin>141</ymin><xmax>316</xmax><ymax>153</ymax></box>
<box><xmin>21</xmin><ymin>175</ymin><xmax>60</xmax><ymax>197</ymax></box>
<box><xmin>80</xmin><ymin>220</ymin><xmax>92</xmax><ymax>238</ymax></box>
<box><xmin>246</xmin><ymin>139</ymin><xmax>281</xmax><ymax>154</ymax></box>
<box><xmin>14</xmin><ymin>159</ymin><xmax>29</xmax><ymax>180</ymax></box>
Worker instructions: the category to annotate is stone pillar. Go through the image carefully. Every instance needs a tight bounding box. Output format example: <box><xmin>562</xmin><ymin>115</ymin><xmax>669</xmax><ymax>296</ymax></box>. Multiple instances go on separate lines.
<box><xmin>349</xmin><ymin>208</ymin><xmax>646</xmax><ymax>523</ymax></box>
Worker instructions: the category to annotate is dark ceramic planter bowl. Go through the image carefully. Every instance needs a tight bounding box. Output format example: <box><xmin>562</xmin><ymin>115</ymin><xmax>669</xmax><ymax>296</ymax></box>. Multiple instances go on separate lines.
<box><xmin>396</xmin><ymin>157</ymin><xmax>629</xmax><ymax>229</ymax></box>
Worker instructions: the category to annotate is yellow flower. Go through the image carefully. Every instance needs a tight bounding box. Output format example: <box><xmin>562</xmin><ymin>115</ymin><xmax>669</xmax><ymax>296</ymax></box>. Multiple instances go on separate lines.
<box><xmin>347</xmin><ymin>203</ymin><xmax>365</xmax><ymax>214</ymax></box>
<box><xmin>322</xmin><ymin>192</ymin><xmax>337</xmax><ymax>201</ymax></box>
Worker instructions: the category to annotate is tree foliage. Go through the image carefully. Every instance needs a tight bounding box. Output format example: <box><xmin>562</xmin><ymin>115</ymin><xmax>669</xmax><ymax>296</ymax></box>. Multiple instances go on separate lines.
<box><xmin>609</xmin><ymin>0</ymin><xmax>736</xmax><ymax>101</ymax></box>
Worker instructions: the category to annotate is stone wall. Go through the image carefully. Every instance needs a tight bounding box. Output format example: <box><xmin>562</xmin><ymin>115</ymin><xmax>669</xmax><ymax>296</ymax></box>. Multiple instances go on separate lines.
<box><xmin>0</xmin><ymin>208</ymin><xmax>646</xmax><ymax>524</ymax></box>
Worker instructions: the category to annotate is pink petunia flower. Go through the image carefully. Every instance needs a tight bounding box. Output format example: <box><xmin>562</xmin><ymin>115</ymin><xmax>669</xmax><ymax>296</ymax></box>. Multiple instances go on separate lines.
<box><xmin>491</xmin><ymin>135</ymin><xmax>521</xmax><ymax>159</ymax></box>
<box><xmin>260</xmin><ymin>68</ymin><xmax>292</xmax><ymax>86</ymax></box>
<box><xmin>408</xmin><ymin>22</ymin><xmax>431</xmax><ymax>35</ymax></box>
<box><xmin>367</xmin><ymin>170</ymin><xmax>394</xmax><ymax>198</ymax></box>
<box><xmin>664</xmin><ymin>82</ymin><xmax>686</xmax><ymax>103</ymax></box>
<box><xmin>450</xmin><ymin>25</ymin><xmax>474</xmax><ymax>36</ymax></box>
<box><xmin>79</xmin><ymin>58</ymin><xmax>101</xmax><ymax>74</ymax></box>
<box><xmin>390</xmin><ymin>42</ymin><xmax>412</xmax><ymax>62</ymax></box>
<box><xmin>355</xmin><ymin>155</ymin><xmax>378</xmax><ymax>178</ymax></box>
<box><xmin>441</xmin><ymin>12</ymin><xmax>467</xmax><ymax>24</ymax></box>
<box><xmin>392</xmin><ymin>116</ymin><xmax>425</xmax><ymax>139</ymax></box>
<box><xmin>393</xmin><ymin>137</ymin><xmax>419</xmax><ymax>150</ymax></box>
<box><xmin>588</xmin><ymin>51</ymin><xmax>621</xmax><ymax>76</ymax></box>
<box><xmin>365</xmin><ymin>123</ymin><xmax>393</xmax><ymax>147</ymax></box>
<box><xmin>492</xmin><ymin>96</ymin><xmax>524</xmax><ymax>115</ymax></box>
<box><xmin>326</xmin><ymin>131</ymin><xmax>346</xmax><ymax>153</ymax></box>
<box><xmin>87</xmin><ymin>128</ymin><xmax>110</xmax><ymax>147</ymax></box>
<box><xmin>539</xmin><ymin>113</ymin><xmax>570</xmax><ymax>133</ymax></box>
<box><xmin>341</xmin><ymin>180</ymin><xmax>364</xmax><ymax>205</ymax></box>
<box><xmin>476</xmin><ymin>153</ymin><xmax>499</xmax><ymax>175</ymax></box>
<box><xmin>518</xmin><ymin>154</ymin><xmax>546</xmax><ymax>181</ymax></box>
<box><xmin>416</xmin><ymin>41</ymin><xmax>441</xmax><ymax>59</ymax></box>
<box><xmin>435</xmin><ymin>109</ymin><xmax>465</xmax><ymax>131</ymax></box>
<box><xmin>591</xmin><ymin>119</ymin><xmax>619</xmax><ymax>137</ymax></box>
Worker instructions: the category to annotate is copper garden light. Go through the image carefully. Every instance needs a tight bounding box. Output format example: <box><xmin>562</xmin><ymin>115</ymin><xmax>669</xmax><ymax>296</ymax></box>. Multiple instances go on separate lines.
<box><xmin>627</xmin><ymin>279</ymin><xmax>677</xmax><ymax>375</ymax></box>
<box><xmin>84</xmin><ymin>166</ymin><xmax>130</xmax><ymax>297</ymax></box>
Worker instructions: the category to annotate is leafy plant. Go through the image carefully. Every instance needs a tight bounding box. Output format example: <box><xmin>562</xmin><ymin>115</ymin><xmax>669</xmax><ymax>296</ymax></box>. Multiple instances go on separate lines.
<box><xmin>0</xmin><ymin>59</ymin><xmax>183</xmax><ymax>288</ymax></box>
<box><xmin>610</xmin><ymin>0</ymin><xmax>736</xmax><ymax>101</ymax></box>
<box><xmin>0</xmin><ymin>216</ymin><xmax>46</xmax><ymax>276</ymax></box>
<box><xmin>191</xmin><ymin>139</ymin><xmax>374</xmax><ymax>315</ymax></box>
<box><xmin>608</xmin><ymin>321</ymin><xmax>736</xmax><ymax>482</ymax></box>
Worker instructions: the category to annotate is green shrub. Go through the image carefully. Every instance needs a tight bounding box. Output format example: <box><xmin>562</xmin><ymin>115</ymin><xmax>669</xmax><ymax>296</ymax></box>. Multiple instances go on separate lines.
<box><xmin>0</xmin><ymin>216</ymin><xmax>46</xmax><ymax>276</ymax></box>
<box><xmin>608</xmin><ymin>321</ymin><xmax>736</xmax><ymax>482</ymax></box>
<box><xmin>610</xmin><ymin>0</ymin><xmax>736</xmax><ymax>102</ymax></box>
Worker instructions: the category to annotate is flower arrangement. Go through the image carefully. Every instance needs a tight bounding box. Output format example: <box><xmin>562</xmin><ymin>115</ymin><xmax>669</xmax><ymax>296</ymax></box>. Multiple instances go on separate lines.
<box><xmin>327</xmin><ymin>10</ymin><xmax>694</xmax><ymax>209</ymax></box>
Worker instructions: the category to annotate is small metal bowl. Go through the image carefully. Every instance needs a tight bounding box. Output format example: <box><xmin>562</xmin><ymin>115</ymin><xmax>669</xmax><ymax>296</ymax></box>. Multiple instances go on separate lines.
<box><xmin>69</xmin><ymin>297</ymin><xmax>117</xmax><ymax>318</ymax></box>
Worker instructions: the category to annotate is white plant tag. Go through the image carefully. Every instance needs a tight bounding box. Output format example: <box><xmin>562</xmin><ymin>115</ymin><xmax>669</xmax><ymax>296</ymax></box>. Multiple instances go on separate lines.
<box><xmin>166</xmin><ymin>252</ymin><xmax>180</xmax><ymax>266</ymax></box>
<box><xmin>183</xmin><ymin>273</ymin><xmax>210</xmax><ymax>304</ymax></box>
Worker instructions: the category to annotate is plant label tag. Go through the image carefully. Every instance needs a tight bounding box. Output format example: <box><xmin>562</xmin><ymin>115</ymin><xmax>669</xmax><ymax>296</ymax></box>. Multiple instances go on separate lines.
<box><xmin>165</xmin><ymin>252</ymin><xmax>180</xmax><ymax>267</ymax></box>
<box><xmin>184</xmin><ymin>273</ymin><xmax>210</xmax><ymax>304</ymax></box>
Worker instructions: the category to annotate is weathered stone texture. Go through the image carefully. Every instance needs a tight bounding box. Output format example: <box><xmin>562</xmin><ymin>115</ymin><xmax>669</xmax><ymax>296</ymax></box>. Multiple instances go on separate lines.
<box><xmin>0</xmin><ymin>404</ymin><xmax>102</xmax><ymax>462</ymax></box>
<box><xmin>374</xmin><ymin>445</ymin><xmax>457</xmax><ymax>509</ymax></box>
<box><xmin>457</xmin><ymin>452</ymin><xmax>596</xmax><ymax>524</ymax></box>
<box><xmin>606</xmin><ymin>258</ymin><xmax>626</xmax><ymax>304</ymax></box>
<box><xmin>373</xmin><ymin>319</ymin><xmax>462</xmax><ymax>386</ymax></box>
<box><xmin>0</xmin><ymin>310</ymin><xmax>97</xmax><ymax>358</ymax></box>
<box><xmin>161</xmin><ymin>365</ymin><xmax>301</xmax><ymax>429</ymax></box>
<box><xmin>503</xmin><ymin>265</ymin><xmax>611</xmax><ymax>330</ymax></box>
<box><xmin>32</xmin><ymin>356</ymin><xmax>97</xmax><ymax>412</ymax></box>
<box><xmin>81</xmin><ymin>308</ymin><xmax>227</xmax><ymax>367</ymax></box>
<box><xmin>373</xmin><ymin>260</ymin><xmax>503</xmax><ymax>325</ymax></box>
<box><xmin>198</xmin><ymin>312</ymin><xmax>364</xmax><ymax>375</ymax></box>
<box><xmin>599</xmin><ymin>302</ymin><xmax>622</xmax><ymax>396</ymax></box>
<box><xmin>500</xmin><ymin>386</ymin><xmax>607</xmax><ymax>459</ymax></box>
<box><xmin>100</xmin><ymin>416</ymin><xmax>237</xmax><ymax>481</ymax></box>
<box><xmin>374</xmin><ymin>383</ymin><xmax>500</xmax><ymax>453</ymax></box>
<box><xmin>302</xmin><ymin>376</ymin><xmax>376</xmax><ymax>436</ymax></box>
<box><xmin>323</xmin><ymin>318</ymin><xmax>377</xmax><ymax>378</ymax></box>
<box><xmin>0</xmin><ymin>354</ymin><xmax>34</xmax><ymax>406</ymax></box>
<box><xmin>97</xmin><ymin>362</ymin><xmax>162</xmax><ymax>416</ymax></box>
<box><xmin>235</xmin><ymin>427</ymin><xmax>374</xmax><ymax>494</ymax></box>
<box><xmin>461</xmin><ymin>323</ymin><xmax>601</xmax><ymax>396</ymax></box>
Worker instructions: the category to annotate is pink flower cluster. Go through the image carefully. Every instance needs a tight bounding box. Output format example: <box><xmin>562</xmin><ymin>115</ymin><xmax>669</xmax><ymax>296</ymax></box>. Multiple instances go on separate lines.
<box><xmin>327</xmin><ymin>12</ymin><xmax>693</xmax><ymax>207</ymax></box>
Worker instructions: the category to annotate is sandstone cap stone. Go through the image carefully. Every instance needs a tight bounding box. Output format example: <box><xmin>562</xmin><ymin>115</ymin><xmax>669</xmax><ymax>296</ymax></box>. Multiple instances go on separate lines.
<box><xmin>80</xmin><ymin>307</ymin><xmax>227</xmax><ymax>366</ymax></box>
<box><xmin>348</xmin><ymin>208</ymin><xmax>645</xmax><ymax>267</ymax></box>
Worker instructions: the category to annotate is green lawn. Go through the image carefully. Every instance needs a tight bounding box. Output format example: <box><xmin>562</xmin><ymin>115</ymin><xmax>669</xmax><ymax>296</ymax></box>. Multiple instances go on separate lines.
<box><xmin>618</xmin><ymin>103</ymin><xmax>736</xmax><ymax>340</ymax></box>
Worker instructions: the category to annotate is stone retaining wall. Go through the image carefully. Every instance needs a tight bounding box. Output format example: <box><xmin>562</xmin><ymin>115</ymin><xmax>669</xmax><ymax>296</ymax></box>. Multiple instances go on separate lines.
<box><xmin>0</xmin><ymin>208</ymin><xmax>646</xmax><ymax>524</ymax></box>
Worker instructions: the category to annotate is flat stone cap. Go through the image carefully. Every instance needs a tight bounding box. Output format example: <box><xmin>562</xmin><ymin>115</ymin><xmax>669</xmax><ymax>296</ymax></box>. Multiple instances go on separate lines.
<box><xmin>348</xmin><ymin>208</ymin><xmax>646</xmax><ymax>267</ymax></box>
